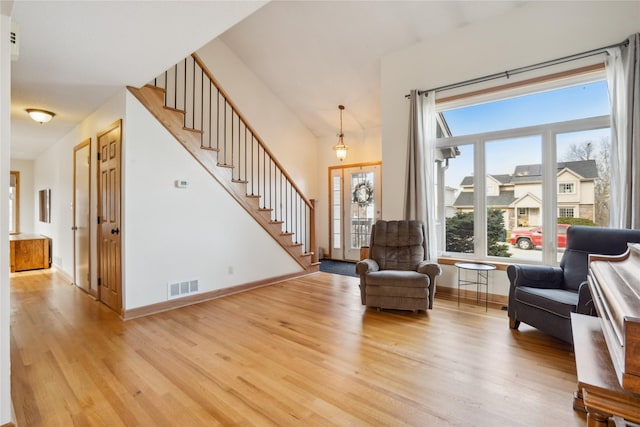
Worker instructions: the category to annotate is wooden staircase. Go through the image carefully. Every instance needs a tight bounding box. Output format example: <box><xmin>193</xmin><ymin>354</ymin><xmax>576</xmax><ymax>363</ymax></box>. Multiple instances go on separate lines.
<box><xmin>128</xmin><ymin>55</ymin><xmax>317</xmax><ymax>272</ymax></box>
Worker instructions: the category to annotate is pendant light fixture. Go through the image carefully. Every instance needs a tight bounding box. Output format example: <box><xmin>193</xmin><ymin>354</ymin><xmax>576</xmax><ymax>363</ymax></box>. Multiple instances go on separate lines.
<box><xmin>333</xmin><ymin>105</ymin><xmax>348</xmax><ymax>162</ymax></box>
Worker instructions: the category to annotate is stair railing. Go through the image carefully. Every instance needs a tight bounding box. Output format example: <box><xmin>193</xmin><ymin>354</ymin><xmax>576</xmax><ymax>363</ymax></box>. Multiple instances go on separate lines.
<box><xmin>151</xmin><ymin>54</ymin><xmax>315</xmax><ymax>260</ymax></box>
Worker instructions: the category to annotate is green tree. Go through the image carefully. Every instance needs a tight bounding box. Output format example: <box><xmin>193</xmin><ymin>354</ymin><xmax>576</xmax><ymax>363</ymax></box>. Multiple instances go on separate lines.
<box><xmin>487</xmin><ymin>209</ymin><xmax>511</xmax><ymax>257</ymax></box>
<box><xmin>446</xmin><ymin>211</ymin><xmax>474</xmax><ymax>253</ymax></box>
<box><xmin>446</xmin><ymin>209</ymin><xmax>511</xmax><ymax>257</ymax></box>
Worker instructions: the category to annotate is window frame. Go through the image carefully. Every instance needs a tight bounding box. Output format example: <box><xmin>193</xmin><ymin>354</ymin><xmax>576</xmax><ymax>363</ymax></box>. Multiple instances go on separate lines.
<box><xmin>436</xmin><ymin>115</ymin><xmax>610</xmax><ymax>265</ymax></box>
<box><xmin>558</xmin><ymin>206</ymin><xmax>576</xmax><ymax>218</ymax></box>
<box><xmin>558</xmin><ymin>182</ymin><xmax>576</xmax><ymax>194</ymax></box>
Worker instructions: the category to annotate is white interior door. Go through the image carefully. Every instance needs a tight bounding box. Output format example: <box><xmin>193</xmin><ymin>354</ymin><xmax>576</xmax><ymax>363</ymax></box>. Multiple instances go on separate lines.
<box><xmin>330</xmin><ymin>163</ymin><xmax>381</xmax><ymax>261</ymax></box>
<box><xmin>73</xmin><ymin>140</ymin><xmax>91</xmax><ymax>292</ymax></box>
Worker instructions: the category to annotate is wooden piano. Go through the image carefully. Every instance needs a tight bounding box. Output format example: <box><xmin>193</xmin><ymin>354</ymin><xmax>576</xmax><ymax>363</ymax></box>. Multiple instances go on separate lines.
<box><xmin>571</xmin><ymin>243</ymin><xmax>640</xmax><ymax>426</ymax></box>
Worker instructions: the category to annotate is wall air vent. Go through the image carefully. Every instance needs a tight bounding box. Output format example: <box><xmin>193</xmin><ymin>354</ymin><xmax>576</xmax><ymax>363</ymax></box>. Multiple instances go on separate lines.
<box><xmin>10</xmin><ymin>20</ymin><xmax>19</xmax><ymax>61</ymax></box>
<box><xmin>167</xmin><ymin>279</ymin><xmax>199</xmax><ymax>300</ymax></box>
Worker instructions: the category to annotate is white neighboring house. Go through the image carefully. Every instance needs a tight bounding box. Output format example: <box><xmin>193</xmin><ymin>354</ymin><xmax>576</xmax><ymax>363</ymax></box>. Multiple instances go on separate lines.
<box><xmin>453</xmin><ymin>160</ymin><xmax>598</xmax><ymax>229</ymax></box>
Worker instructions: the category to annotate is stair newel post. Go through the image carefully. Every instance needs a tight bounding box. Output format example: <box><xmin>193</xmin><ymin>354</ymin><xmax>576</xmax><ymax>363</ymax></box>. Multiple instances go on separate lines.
<box><xmin>310</xmin><ymin>199</ymin><xmax>317</xmax><ymax>262</ymax></box>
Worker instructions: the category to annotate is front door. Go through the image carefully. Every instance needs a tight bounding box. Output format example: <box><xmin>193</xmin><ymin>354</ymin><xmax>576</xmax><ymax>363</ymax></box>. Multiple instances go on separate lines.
<box><xmin>73</xmin><ymin>139</ymin><xmax>91</xmax><ymax>293</ymax></box>
<box><xmin>329</xmin><ymin>163</ymin><xmax>382</xmax><ymax>261</ymax></box>
<box><xmin>97</xmin><ymin>120</ymin><xmax>122</xmax><ymax>313</ymax></box>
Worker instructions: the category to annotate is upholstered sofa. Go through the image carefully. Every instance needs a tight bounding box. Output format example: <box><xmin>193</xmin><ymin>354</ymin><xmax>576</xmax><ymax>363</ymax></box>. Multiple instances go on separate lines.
<box><xmin>507</xmin><ymin>225</ymin><xmax>640</xmax><ymax>343</ymax></box>
<box><xmin>356</xmin><ymin>220</ymin><xmax>441</xmax><ymax>311</ymax></box>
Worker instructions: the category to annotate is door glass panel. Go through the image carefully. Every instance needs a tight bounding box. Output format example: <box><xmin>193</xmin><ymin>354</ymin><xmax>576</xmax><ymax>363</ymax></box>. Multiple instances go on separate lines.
<box><xmin>350</xmin><ymin>171</ymin><xmax>375</xmax><ymax>252</ymax></box>
<box><xmin>332</xmin><ymin>174</ymin><xmax>341</xmax><ymax>251</ymax></box>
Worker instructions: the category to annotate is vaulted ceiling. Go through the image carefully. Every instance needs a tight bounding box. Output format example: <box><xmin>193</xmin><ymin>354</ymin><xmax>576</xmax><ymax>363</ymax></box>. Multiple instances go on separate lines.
<box><xmin>9</xmin><ymin>0</ymin><xmax>525</xmax><ymax>159</ymax></box>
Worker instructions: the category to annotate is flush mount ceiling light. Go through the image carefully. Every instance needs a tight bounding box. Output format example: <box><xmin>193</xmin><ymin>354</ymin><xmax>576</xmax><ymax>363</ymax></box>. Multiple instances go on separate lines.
<box><xmin>26</xmin><ymin>108</ymin><xmax>55</xmax><ymax>124</ymax></box>
<box><xmin>333</xmin><ymin>105</ymin><xmax>348</xmax><ymax>162</ymax></box>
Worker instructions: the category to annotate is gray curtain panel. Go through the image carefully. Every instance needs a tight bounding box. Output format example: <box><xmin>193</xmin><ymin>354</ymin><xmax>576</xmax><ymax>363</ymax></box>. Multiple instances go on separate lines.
<box><xmin>607</xmin><ymin>33</ymin><xmax>640</xmax><ymax>229</ymax></box>
<box><xmin>404</xmin><ymin>90</ymin><xmax>437</xmax><ymax>258</ymax></box>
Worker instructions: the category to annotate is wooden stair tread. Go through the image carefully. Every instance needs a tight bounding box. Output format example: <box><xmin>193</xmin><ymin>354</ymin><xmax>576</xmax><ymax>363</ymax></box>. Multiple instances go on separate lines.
<box><xmin>183</xmin><ymin>127</ymin><xmax>204</xmax><ymax>135</ymax></box>
<box><xmin>216</xmin><ymin>163</ymin><xmax>235</xmax><ymax>169</ymax></box>
<box><xmin>145</xmin><ymin>84</ymin><xmax>165</xmax><ymax>94</ymax></box>
<box><xmin>163</xmin><ymin>105</ymin><xmax>185</xmax><ymax>114</ymax></box>
<box><xmin>200</xmin><ymin>146</ymin><xmax>220</xmax><ymax>152</ymax></box>
<box><xmin>232</xmin><ymin>179</ymin><xmax>249</xmax><ymax>184</ymax></box>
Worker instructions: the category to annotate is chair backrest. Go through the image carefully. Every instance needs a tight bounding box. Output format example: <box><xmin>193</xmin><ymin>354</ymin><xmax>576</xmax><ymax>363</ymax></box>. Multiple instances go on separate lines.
<box><xmin>369</xmin><ymin>220</ymin><xmax>426</xmax><ymax>271</ymax></box>
<box><xmin>561</xmin><ymin>225</ymin><xmax>640</xmax><ymax>291</ymax></box>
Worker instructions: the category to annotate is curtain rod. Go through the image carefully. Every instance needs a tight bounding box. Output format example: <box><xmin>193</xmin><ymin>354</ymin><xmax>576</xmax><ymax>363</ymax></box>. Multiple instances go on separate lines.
<box><xmin>405</xmin><ymin>39</ymin><xmax>629</xmax><ymax>98</ymax></box>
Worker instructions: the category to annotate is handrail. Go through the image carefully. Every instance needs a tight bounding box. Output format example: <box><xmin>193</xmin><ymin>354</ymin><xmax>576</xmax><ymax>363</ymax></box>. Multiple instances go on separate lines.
<box><xmin>191</xmin><ymin>53</ymin><xmax>313</xmax><ymax>210</ymax></box>
<box><xmin>148</xmin><ymin>53</ymin><xmax>315</xmax><ymax>258</ymax></box>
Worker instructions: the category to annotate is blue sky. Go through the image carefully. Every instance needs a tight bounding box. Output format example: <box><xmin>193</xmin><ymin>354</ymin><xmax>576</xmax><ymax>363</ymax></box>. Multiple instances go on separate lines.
<box><xmin>442</xmin><ymin>80</ymin><xmax>610</xmax><ymax>136</ymax></box>
<box><xmin>440</xmin><ymin>80</ymin><xmax>611</xmax><ymax>188</ymax></box>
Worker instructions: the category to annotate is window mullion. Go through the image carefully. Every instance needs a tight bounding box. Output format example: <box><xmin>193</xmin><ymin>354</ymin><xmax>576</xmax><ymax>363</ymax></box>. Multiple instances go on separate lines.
<box><xmin>474</xmin><ymin>139</ymin><xmax>487</xmax><ymax>257</ymax></box>
<box><xmin>542</xmin><ymin>129</ymin><xmax>557</xmax><ymax>265</ymax></box>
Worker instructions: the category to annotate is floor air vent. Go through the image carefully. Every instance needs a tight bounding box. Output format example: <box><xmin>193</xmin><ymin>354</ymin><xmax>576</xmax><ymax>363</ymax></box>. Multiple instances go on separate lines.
<box><xmin>167</xmin><ymin>279</ymin><xmax>199</xmax><ymax>300</ymax></box>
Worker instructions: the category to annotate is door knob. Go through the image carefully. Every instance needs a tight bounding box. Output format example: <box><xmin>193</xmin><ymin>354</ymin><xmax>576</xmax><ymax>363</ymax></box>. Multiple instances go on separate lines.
<box><xmin>111</xmin><ymin>227</ymin><xmax>120</xmax><ymax>235</ymax></box>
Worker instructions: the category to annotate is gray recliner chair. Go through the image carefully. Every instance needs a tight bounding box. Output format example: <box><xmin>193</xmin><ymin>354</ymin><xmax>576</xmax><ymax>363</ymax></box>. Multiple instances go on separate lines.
<box><xmin>356</xmin><ymin>220</ymin><xmax>441</xmax><ymax>311</ymax></box>
<box><xmin>507</xmin><ymin>225</ymin><xmax>640</xmax><ymax>343</ymax></box>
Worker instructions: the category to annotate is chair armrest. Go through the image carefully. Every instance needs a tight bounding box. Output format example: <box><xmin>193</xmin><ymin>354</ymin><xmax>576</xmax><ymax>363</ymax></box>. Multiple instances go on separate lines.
<box><xmin>417</xmin><ymin>261</ymin><xmax>441</xmax><ymax>278</ymax></box>
<box><xmin>356</xmin><ymin>259</ymin><xmax>379</xmax><ymax>275</ymax></box>
<box><xmin>506</xmin><ymin>264</ymin><xmax>564</xmax><ymax>289</ymax></box>
<box><xmin>577</xmin><ymin>281</ymin><xmax>596</xmax><ymax>316</ymax></box>
<box><xmin>418</xmin><ymin>261</ymin><xmax>441</xmax><ymax>310</ymax></box>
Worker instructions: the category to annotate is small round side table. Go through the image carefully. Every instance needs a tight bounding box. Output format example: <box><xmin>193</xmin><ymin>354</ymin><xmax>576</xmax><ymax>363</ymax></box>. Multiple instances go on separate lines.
<box><xmin>454</xmin><ymin>262</ymin><xmax>496</xmax><ymax>311</ymax></box>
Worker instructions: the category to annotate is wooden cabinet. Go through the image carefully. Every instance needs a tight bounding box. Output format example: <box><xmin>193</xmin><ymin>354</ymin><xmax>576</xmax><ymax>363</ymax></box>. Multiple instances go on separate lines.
<box><xmin>9</xmin><ymin>234</ymin><xmax>51</xmax><ymax>273</ymax></box>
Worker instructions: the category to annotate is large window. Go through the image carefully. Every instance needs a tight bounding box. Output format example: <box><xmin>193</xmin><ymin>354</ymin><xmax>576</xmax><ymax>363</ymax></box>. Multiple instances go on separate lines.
<box><xmin>437</xmin><ymin>78</ymin><xmax>611</xmax><ymax>263</ymax></box>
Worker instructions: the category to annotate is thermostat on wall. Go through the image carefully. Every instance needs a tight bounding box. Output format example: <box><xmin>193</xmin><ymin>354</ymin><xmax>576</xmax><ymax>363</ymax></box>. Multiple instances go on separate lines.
<box><xmin>175</xmin><ymin>179</ymin><xmax>190</xmax><ymax>189</ymax></box>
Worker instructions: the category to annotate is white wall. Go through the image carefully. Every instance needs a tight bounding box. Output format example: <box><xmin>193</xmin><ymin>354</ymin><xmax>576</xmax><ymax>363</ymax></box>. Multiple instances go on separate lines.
<box><xmin>0</xmin><ymin>11</ymin><xmax>12</xmax><ymax>426</ymax></box>
<box><xmin>196</xmin><ymin>37</ymin><xmax>385</xmax><ymax>259</ymax></box>
<box><xmin>34</xmin><ymin>90</ymin><xmax>126</xmax><ymax>291</ymax></box>
<box><xmin>10</xmin><ymin>158</ymin><xmax>34</xmax><ymax>233</ymax></box>
<box><xmin>197</xmin><ymin>38</ymin><xmax>318</xmax><ymax>197</ymax></box>
<box><xmin>123</xmin><ymin>93</ymin><xmax>301</xmax><ymax>309</ymax></box>
<box><xmin>315</xmin><ymin>127</ymin><xmax>382</xmax><ymax>258</ymax></box>
<box><xmin>380</xmin><ymin>1</ymin><xmax>640</xmax><ymax>294</ymax></box>
<box><xmin>381</xmin><ymin>1</ymin><xmax>640</xmax><ymax>221</ymax></box>
<box><xmin>0</xmin><ymin>11</ymin><xmax>13</xmax><ymax>425</ymax></box>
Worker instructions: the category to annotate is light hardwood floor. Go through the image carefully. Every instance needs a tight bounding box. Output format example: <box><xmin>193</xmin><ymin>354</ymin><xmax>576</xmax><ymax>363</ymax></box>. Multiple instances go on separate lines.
<box><xmin>10</xmin><ymin>269</ymin><xmax>586</xmax><ymax>426</ymax></box>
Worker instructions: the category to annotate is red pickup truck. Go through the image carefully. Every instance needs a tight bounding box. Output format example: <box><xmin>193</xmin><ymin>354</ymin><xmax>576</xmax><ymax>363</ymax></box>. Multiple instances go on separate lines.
<box><xmin>509</xmin><ymin>224</ymin><xmax>570</xmax><ymax>250</ymax></box>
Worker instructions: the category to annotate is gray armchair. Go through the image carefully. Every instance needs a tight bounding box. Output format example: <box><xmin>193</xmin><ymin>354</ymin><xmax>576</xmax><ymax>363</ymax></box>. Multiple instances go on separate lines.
<box><xmin>507</xmin><ymin>225</ymin><xmax>640</xmax><ymax>343</ymax></box>
<box><xmin>356</xmin><ymin>220</ymin><xmax>441</xmax><ymax>311</ymax></box>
